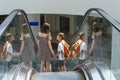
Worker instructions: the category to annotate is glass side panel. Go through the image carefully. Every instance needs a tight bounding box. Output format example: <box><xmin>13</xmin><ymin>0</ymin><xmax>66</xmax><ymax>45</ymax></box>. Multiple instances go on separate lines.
<box><xmin>0</xmin><ymin>12</ymin><xmax>36</xmax><ymax>80</ymax></box>
<box><xmin>72</xmin><ymin>10</ymin><xmax>119</xmax><ymax>80</ymax></box>
<box><xmin>111</xmin><ymin>27</ymin><xmax>120</xmax><ymax>79</ymax></box>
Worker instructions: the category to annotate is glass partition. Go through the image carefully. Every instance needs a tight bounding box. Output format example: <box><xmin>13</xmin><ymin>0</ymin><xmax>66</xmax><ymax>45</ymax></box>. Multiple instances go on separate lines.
<box><xmin>72</xmin><ymin>10</ymin><xmax>120</xmax><ymax>80</ymax></box>
<box><xmin>0</xmin><ymin>12</ymin><xmax>36</xmax><ymax>80</ymax></box>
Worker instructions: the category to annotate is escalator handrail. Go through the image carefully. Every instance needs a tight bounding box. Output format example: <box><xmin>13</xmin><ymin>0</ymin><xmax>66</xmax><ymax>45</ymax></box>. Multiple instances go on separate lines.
<box><xmin>0</xmin><ymin>9</ymin><xmax>38</xmax><ymax>52</ymax></box>
<box><xmin>74</xmin><ymin>8</ymin><xmax>120</xmax><ymax>37</ymax></box>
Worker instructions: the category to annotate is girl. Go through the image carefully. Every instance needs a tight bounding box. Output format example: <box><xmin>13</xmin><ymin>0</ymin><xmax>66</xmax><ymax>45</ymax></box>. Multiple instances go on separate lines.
<box><xmin>20</xmin><ymin>23</ymin><xmax>35</xmax><ymax>68</ymax></box>
<box><xmin>37</xmin><ymin>23</ymin><xmax>55</xmax><ymax>72</ymax></box>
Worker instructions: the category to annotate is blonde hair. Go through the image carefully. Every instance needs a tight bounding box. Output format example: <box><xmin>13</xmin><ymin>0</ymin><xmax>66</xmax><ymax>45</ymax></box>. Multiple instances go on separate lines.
<box><xmin>79</xmin><ymin>32</ymin><xmax>85</xmax><ymax>39</ymax></box>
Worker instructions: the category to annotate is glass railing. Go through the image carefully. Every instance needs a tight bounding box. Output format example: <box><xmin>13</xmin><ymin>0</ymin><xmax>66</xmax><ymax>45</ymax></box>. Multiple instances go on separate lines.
<box><xmin>73</xmin><ymin>8</ymin><xmax>120</xmax><ymax>80</ymax></box>
<box><xmin>0</xmin><ymin>9</ymin><xmax>37</xmax><ymax>80</ymax></box>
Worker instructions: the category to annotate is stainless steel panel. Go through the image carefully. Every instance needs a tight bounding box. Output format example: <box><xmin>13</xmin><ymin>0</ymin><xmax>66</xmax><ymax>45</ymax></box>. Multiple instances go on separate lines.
<box><xmin>2</xmin><ymin>63</ymin><xmax>33</xmax><ymax>80</ymax></box>
<box><xmin>2</xmin><ymin>66</ymin><xmax>17</xmax><ymax>80</ymax></box>
<box><xmin>15</xmin><ymin>64</ymin><xmax>29</xmax><ymax>80</ymax></box>
<box><xmin>33</xmin><ymin>72</ymin><xmax>82</xmax><ymax>80</ymax></box>
<box><xmin>83</xmin><ymin>60</ymin><xmax>102</xmax><ymax>80</ymax></box>
<box><xmin>94</xmin><ymin>62</ymin><xmax>116</xmax><ymax>80</ymax></box>
<box><xmin>2</xmin><ymin>64</ymin><xmax>22</xmax><ymax>80</ymax></box>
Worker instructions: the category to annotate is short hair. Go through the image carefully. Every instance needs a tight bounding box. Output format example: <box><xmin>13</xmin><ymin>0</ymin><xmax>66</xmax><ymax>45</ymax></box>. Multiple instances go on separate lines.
<box><xmin>6</xmin><ymin>33</ymin><xmax>13</xmax><ymax>40</ymax></box>
<box><xmin>41</xmin><ymin>23</ymin><xmax>50</xmax><ymax>34</ymax></box>
<box><xmin>57</xmin><ymin>32</ymin><xmax>64</xmax><ymax>40</ymax></box>
<box><xmin>79</xmin><ymin>32</ymin><xmax>85</xmax><ymax>39</ymax></box>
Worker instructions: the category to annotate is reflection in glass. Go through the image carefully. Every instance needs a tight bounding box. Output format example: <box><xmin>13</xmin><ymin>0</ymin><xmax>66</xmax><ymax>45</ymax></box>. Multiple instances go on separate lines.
<box><xmin>77</xmin><ymin>11</ymin><xmax>112</xmax><ymax>65</ymax></box>
<box><xmin>0</xmin><ymin>12</ymin><xmax>36</xmax><ymax>79</ymax></box>
<box><xmin>72</xmin><ymin>10</ymin><xmax>114</xmax><ymax>79</ymax></box>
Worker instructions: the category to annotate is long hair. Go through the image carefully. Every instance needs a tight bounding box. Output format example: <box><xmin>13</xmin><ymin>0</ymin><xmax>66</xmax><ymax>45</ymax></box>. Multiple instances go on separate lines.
<box><xmin>41</xmin><ymin>23</ymin><xmax>50</xmax><ymax>34</ymax></box>
<box><xmin>22</xmin><ymin>23</ymin><xmax>29</xmax><ymax>34</ymax></box>
<box><xmin>92</xmin><ymin>22</ymin><xmax>101</xmax><ymax>33</ymax></box>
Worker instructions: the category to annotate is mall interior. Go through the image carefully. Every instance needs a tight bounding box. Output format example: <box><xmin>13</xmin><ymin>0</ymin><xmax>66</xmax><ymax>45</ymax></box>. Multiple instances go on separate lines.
<box><xmin>0</xmin><ymin>0</ymin><xmax>120</xmax><ymax>80</ymax></box>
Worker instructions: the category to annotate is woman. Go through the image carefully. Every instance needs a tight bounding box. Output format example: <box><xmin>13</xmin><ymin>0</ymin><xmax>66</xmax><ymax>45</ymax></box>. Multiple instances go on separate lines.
<box><xmin>92</xmin><ymin>26</ymin><xmax>103</xmax><ymax>60</ymax></box>
<box><xmin>37</xmin><ymin>23</ymin><xmax>55</xmax><ymax>72</ymax></box>
<box><xmin>20</xmin><ymin>23</ymin><xmax>35</xmax><ymax>68</ymax></box>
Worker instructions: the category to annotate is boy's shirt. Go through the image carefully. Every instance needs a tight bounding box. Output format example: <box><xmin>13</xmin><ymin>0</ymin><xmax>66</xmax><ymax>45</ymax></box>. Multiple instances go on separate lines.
<box><xmin>57</xmin><ymin>42</ymin><xmax>65</xmax><ymax>60</ymax></box>
<box><xmin>6</xmin><ymin>43</ymin><xmax>13</xmax><ymax>62</ymax></box>
<box><xmin>79</xmin><ymin>42</ymin><xmax>87</xmax><ymax>60</ymax></box>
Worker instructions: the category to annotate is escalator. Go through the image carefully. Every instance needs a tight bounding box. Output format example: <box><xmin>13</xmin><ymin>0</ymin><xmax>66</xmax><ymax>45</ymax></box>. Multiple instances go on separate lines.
<box><xmin>0</xmin><ymin>8</ymin><xmax>120</xmax><ymax>80</ymax></box>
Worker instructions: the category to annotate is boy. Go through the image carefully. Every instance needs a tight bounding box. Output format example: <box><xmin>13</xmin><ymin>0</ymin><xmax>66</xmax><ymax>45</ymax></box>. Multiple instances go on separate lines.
<box><xmin>56</xmin><ymin>33</ymin><xmax>66</xmax><ymax>72</ymax></box>
<box><xmin>5</xmin><ymin>33</ymin><xmax>15</xmax><ymax>71</ymax></box>
<box><xmin>72</xmin><ymin>32</ymin><xmax>95</xmax><ymax>65</ymax></box>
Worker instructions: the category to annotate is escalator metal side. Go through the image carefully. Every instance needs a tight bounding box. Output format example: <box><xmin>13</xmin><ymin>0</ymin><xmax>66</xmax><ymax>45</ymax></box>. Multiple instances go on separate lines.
<box><xmin>81</xmin><ymin>60</ymin><xmax>117</xmax><ymax>80</ymax></box>
<box><xmin>82</xmin><ymin>60</ymin><xmax>102</xmax><ymax>80</ymax></box>
<box><xmin>15</xmin><ymin>63</ymin><xmax>31</xmax><ymax>80</ymax></box>
<box><xmin>2</xmin><ymin>63</ymin><xmax>34</xmax><ymax>80</ymax></box>
<box><xmin>2</xmin><ymin>64</ymin><xmax>23</xmax><ymax>80</ymax></box>
<box><xmin>80</xmin><ymin>67</ymin><xmax>90</xmax><ymax>80</ymax></box>
<box><xmin>72</xmin><ymin>60</ymin><xmax>104</xmax><ymax>80</ymax></box>
<box><xmin>0</xmin><ymin>10</ymin><xmax>18</xmax><ymax>37</ymax></box>
<box><xmin>94</xmin><ymin>62</ymin><xmax>116</xmax><ymax>80</ymax></box>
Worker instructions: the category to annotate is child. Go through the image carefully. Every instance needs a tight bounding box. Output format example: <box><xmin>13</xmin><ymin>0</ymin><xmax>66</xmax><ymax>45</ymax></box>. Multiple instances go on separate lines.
<box><xmin>5</xmin><ymin>33</ymin><xmax>15</xmax><ymax>71</ymax></box>
<box><xmin>72</xmin><ymin>32</ymin><xmax>95</xmax><ymax>65</ymax></box>
<box><xmin>56</xmin><ymin>33</ymin><xmax>66</xmax><ymax>72</ymax></box>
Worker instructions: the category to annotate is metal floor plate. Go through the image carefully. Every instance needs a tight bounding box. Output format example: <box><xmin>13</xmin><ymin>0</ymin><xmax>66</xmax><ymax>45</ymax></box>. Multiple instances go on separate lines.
<box><xmin>33</xmin><ymin>71</ymin><xmax>82</xmax><ymax>80</ymax></box>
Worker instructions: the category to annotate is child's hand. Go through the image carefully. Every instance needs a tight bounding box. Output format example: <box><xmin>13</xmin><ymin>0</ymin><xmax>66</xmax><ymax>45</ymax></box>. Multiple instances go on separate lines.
<box><xmin>55</xmin><ymin>54</ymin><xmax>58</xmax><ymax>58</ymax></box>
<box><xmin>52</xmin><ymin>53</ymin><xmax>55</xmax><ymax>57</ymax></box>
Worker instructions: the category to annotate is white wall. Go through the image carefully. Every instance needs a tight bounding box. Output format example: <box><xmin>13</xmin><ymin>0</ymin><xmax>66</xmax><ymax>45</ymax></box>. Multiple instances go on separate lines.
<box><xmin>0</xmin><ymin>0</ymin><xmax>120</xmax><ymax>21</ymax></box>
<box><xmin>27</xmin><ymin>14</ymin><xmax>40</xmax><ymax>42</ymax></box>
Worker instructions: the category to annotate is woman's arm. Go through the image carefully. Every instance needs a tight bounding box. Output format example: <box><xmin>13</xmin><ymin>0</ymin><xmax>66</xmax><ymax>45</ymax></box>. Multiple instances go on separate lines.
<box><xmin>83</xmin><ymin>32</ymin><xmax>95</xmax><ymax>56</ymax></box>
<box><xmin>48</xmin><ymin>40</ymin><xmax>55</xmax><ymax>57</ymax></box>
<box><xmin>37</xmin><ymin>32</ymin><xmax>40</xmax><ymax>47</ymax></box>
<box><xmin>37</xmin><ymin>40</ymin><xmax>40</xmax><ymax>47</ymax></box>
<box><xmin>20</xmin><ymin>41</ymin><xmax>25</xmax><ymax>54</ymax></box>
<box><xmin>89</xmin><ymin>39</ymin><xmax>95</xmax><ymax>55</ymax></box>
<box><xmin>88</xmin><ymin>32</ymin><xmax>95</xmax><ymax>55</ymax></box>
<box><xmin>83</xmin><ymin>42</ymin><xmax>94</xmax><ymax>56</ymax></box>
